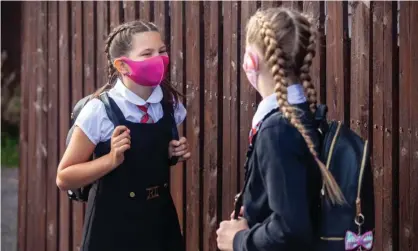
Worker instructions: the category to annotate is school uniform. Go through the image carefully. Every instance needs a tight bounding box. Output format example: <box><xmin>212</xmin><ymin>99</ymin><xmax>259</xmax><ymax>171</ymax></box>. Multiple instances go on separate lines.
<box><xmin>75</xmin><ymin>79</ymin><xmax>186</xmax><ymax>251</ymax></box>
<box><xmin>233</xmin><ymin>84</ymin><xmax>323</xmax><ymax>251</ymax></box>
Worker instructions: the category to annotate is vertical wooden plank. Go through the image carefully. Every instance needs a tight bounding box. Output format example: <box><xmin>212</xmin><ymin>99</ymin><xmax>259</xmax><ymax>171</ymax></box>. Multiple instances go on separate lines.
<box><xmin>46</xmin><ymin>2</ymin><xmax>59</xmax><ymax>251</ymax></box>
<box><xmin>33</xmin><ymin>2</ymin><xmax>49</xmax><ymax>251</ymax></box>
<box><xmin>410</xmin><ymin>4</ymin><xmax>418</xmax><ymax>251</ymax></box>
<box><xmin>202</xmin><ymin>2</ymin><xmax>220</xmax><ymax>251</ymax></box>
<box><xmin>410</xmin><ymin>5</ymin><xmax>418</xmax><ymax>251</ymax></box>
<box><xmin>303</xmin><ymin>1</ymin><xmax>326</xmax><ymax>104</ymax></box>
<box><xmin>184</xmin><ymin>2</ymin><xmax>201</xmax><ymax>250</ymax></box>
<box><xmin>96</xmin><ymin>1</ymin><xmax>109</xmax><ymax>89</ymax></box>
<box><xmin>18</xmin><ymin>3</ymin><xmax>31</xmax><ymax>251</ymax></box>
<box><xmin>399</xmin><ymin>3</ymin><xmax>411</xmax><ymax>251</ymax></box>
<box><xmin>25</xmin><ymin>2</ymin><xmax>39</xmax><ymax>248</ymax></box>
<box><xmin>83</xmin><ymin>2</ymin><xmax>95</xmax><ymax>95</ymax></box>
<box><xmin>169</xmin><ymin>0</ymin><xmax>185</xmax><ymax>233</ymax></box>
<box><xmin>239</xmin><ymin>1</ymin><xmax>257</xmax><ymax>188</ymax></box>
<box><xmin>372</xmin><ymin>2</ymin><xmax>397</xmax><ymax>251</ymax></box>
<box><xmin>350</xmin><ymin>1</ymin><xmax>370</xmax><ymax>139</ymax></box>
<box><xmin>399</xmin><ymin>2</ymin><xmax>418</xmax><ymax>251</ymax></box>
<box><xmin>221</xmin><ymin>0</ymin><xmax>240</xmax><ymax>222</ymax></box>
<box><xmin>139</xmin><ymin>1</ymin><xmax>152</xmax><ymax>22</ymax></box>
<box><xmin>326</xmin><ymin>2</ymin><xmax>349</xmax><ymax>122</ymax></box>
<box><xmin>282</xmin><ymin>1</ymin><xmax>302</xmax><ymax>10</ymax></box>
<box><xmin>260</xmin><ymin>1</ymin><xmax>280</xmax><ymax>9</ymax></box>
<box><xmin>110</xmin><ymin>1</ymin><xmax>121</xmax><ymax>30</ymax></box>
<box><xmin>71</xmin><ymin>2</ymin><xmax>84</xmax><ymax>250</ymax></box>
<box><xmin>26</xmin><ymin>2</ymin><xmax>48</xmax><ymax>250</ymax></box>
<box><xmin>58</xmin><ymin>2</ymin><xmax>71</xmax><ymax>251</ymax></box>
<box><xmin>123</xmin><ymin>0</ymin><xmax>137</xmax><ymax>21</ymax></box>
<box><xmin>154</xmin><ymin>1</ymin><xmax>167</xmax><ymax>41</ymax></box>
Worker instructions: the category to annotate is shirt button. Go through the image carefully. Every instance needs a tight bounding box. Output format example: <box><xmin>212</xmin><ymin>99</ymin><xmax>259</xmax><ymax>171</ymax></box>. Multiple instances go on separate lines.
<box><xmin>164</xmin><ymin>183</ymin><xmax>168</xmax><ymax>188</ymax></box>
<box><xmin>129</xmin><ymin>192</ymin><xmax>135</xmax><ymax>198</ymax></box>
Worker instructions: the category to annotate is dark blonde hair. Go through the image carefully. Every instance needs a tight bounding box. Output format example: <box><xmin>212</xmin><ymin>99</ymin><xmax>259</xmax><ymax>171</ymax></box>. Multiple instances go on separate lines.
<box><xmin>93</xmin><ymin>20</ymin><xmax>181</xmax><ymax>105</ymax></box>
<box><xmin>246</xmin><ymin>7</ymin><xmax>344</xmax><ymax>204</ymax></box>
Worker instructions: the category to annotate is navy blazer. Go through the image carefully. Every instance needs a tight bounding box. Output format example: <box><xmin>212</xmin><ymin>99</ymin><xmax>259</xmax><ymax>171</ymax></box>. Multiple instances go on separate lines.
<box><xmin>233</xmin><ymin>103</ymin><xmax>322</xmax><ymax>251</ymax></box>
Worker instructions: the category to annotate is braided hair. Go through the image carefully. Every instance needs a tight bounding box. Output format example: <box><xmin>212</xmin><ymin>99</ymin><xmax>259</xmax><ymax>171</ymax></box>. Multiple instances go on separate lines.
<box><xmin>93</xmin><ymin>20</ymin><xmax>181</xmax><ymax>106</ymax></box>
<box><xmin>246</xmin><ymin>8</ymin><xmax>344</xmax><ymax>204</ymax></box>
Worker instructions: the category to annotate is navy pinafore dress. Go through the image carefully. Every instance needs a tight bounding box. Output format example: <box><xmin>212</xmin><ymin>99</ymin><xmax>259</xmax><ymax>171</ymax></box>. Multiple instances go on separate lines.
<box><xmin>81</xmin><ymin>97</ymin><xmax>184</xmax><ymax>251</ymax></box>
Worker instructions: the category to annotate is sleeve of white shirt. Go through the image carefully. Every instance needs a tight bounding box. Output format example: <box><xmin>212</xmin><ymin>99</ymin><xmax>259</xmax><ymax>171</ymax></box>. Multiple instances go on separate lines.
<box><xmin>74</xmin><ymin>98</ymin><xmax>114</xmax><ymax>145</ymax></box>
<box><xmin>173</xmin><ymin>101</ymin><xmax>187</xmax><ymax>126</ymax></box>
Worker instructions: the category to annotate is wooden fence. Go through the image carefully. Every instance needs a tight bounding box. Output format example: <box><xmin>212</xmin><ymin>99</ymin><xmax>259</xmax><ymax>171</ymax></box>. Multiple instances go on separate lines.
<box><xmin>18</xmin><ymin>1</ymin><xmax>417</xmax><ymax>251</ymax></box>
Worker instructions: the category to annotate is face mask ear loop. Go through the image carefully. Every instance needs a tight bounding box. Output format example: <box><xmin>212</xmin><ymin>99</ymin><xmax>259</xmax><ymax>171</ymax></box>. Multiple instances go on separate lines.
<box><xmin>251</xmin><ymin>50</ymin><xmax>259</xmax><ymax>73</ymax></box>
<box><xmin>243</xmin><ymin>49</ymin><xmax>261</xmax><ymax>90</ymax></box>
<box><xmin>244</xmin><ymin>49</ymin><xmax>259</xmax><ymax>73</ymax></box>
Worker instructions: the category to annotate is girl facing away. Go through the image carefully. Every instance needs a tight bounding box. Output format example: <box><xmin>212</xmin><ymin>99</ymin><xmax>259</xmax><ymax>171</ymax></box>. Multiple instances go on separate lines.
<box><xmin>216</xmin><ymin>7</ymin><xmax>344</xmax><ymax>251</ymax></box>
<box><xmin>56</xmin><ymin>20</ymin><xmax>190</xmax><ymax>251</ymax></box>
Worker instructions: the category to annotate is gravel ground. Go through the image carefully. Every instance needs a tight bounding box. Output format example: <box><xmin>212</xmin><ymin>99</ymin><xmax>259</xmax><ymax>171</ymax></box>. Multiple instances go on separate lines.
<box><xmin>1</xmin><ymin>168</ymin><xmax>18</xmax><ymax>251</ymax></box>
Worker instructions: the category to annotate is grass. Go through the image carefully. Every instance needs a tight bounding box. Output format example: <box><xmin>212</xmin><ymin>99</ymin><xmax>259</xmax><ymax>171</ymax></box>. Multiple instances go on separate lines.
<box><xmin>1</xmin><ymin>133</ymin><xmax>19</xmax><ymax>167</ymax></box>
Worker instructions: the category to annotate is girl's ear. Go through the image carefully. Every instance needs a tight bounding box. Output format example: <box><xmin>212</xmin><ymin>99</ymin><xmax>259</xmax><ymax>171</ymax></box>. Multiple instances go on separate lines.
<box><xmin>113</xmin><ymin>58</ymin><xmax>130</xmax><ymax>75</ymax></box>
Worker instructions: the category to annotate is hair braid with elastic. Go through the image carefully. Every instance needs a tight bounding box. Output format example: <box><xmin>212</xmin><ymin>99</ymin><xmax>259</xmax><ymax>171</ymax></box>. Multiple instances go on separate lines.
<box><xmin>250</xmin><ymin>8</ymin><xmax>344</xmax><ymax>204</ymax></box>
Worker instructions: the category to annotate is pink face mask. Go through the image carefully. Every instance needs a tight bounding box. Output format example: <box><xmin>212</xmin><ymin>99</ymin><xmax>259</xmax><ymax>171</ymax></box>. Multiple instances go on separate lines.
<box><xmin>242</xmin><ymin>48</ymin><xmax>259</xmax><ymax>90</ymax></box>
<box><xmin>120</xmin><ymin>55</ymin><xmax>169</xmax><ymax>87</ymax></box>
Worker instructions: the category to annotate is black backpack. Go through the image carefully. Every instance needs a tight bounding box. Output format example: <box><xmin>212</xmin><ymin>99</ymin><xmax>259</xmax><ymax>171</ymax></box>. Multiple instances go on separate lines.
<box><xmin>315</xmin><ymin>104</ymin><xmax>375</xmax><ymax>251</ymax></box>
<box><xmin>65</xmin><ymin>92</ymin><xmax>179</xmax><ymax>202</ymax></box>
<box><xmin>234</xmin><ymin>104</ymin><xmax>375</xmax><ymax>250</ymax></box>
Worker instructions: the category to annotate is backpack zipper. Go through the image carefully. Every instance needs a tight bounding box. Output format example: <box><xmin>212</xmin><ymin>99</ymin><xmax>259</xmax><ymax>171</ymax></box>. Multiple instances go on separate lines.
<box><xmin>357</xmin><ymin>140</ymin><xmax>368</xmax><ymax>200</ymax></box>
<box><xmin>355</xmin><ymin>140</ymin><xmax>369</xmax><ymax>223</ymax></box>
<box><xmin>320</xmin><ymin>237</ymin><xmax>344</xmax><ymax>241</ymax></box>
<box><xmin>321</xmin><ymin>121</ymin><xmax>342</xmax><ymax>196</ymax></box>
<box><xmin>320</xmin><ymin>122</ymin><xmax>345</xmax><ymax>241</ymax></box>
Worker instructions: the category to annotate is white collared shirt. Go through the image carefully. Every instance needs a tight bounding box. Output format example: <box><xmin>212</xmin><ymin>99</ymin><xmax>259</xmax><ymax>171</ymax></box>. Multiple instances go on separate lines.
<box><xmin>252</xmin><ymin>84</ymin><xmax>307</xmax><ymax>128</ymax></box>
<box><xmin>75</xmin><ymin>79</ymin><xmax>187</xmax><ymax>145</ymax></box>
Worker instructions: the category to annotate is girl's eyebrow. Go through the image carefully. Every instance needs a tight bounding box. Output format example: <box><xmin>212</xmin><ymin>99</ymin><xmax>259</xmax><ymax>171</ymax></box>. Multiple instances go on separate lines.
<box><xmin>140</xmin><ymin>48</ymin><xmax>153</xmax><ymax>53</ymax></box>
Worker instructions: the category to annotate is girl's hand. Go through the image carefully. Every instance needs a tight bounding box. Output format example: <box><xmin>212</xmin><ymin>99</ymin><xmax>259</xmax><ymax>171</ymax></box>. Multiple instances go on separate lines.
<box><xmin>216</xmin><ymin>218</ymin><xmax>249</xmax><ymax>251</ymax></box>
<box><xmin>109</xmin><ymin>126</ymin><xmax>131</xmax><ymax>168</ymax></box>
<box><xmin>168</xmin><ymin>137</ymin><xmax>191</xmax><ymax>161</ymax></box>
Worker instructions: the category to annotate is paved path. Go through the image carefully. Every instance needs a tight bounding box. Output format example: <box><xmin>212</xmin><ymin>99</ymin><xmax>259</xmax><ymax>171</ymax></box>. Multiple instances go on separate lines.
<box><xmin>1</xmin><ymin>168</ymin><xmax>18</xmax><ymax>251</ymax></box>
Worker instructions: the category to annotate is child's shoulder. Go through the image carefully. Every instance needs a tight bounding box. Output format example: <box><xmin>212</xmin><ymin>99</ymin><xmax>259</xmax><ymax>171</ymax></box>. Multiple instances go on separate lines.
<box><xmin>74</xmin><ymin>96</ymin><xmax>114</xmax><ymax>145</ymax></box>
<box><xmin>259</xmin><ymin>111</ymin><xmax>287</xmax><ymax>130</ymax></box>
<box><xmin>257</xmin><ymin>111</ymin><xmax>298</xmax><ymax>141</ymax></box>
<box><xmin>76</xmin><ymin>97</ymin><xmax>107</xmax><ymax>122</ymax></box>
<box><xmin>80</xmin><ymin>97</ymin><xmax>105</xmax><ymax>112</ymax></box>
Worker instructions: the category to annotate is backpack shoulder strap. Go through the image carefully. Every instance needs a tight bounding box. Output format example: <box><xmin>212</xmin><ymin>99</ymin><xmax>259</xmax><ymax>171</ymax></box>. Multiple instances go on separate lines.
<box><xmin>98</xmin><ymin>92</ymin><xmax>123</xmax><ymax>127</ymax></box>
<box><xmin>161</xmin><ymin>99</ymin><xmax>180</xmax><ymax>166</ymax></box>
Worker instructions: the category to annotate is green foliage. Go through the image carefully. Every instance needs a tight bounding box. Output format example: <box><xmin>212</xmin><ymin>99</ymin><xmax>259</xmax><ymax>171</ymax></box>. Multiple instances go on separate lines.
<box><xmin>1</xmin><ymin>133</ymin><xmax>19</xmax><ymax>167</ymax></box>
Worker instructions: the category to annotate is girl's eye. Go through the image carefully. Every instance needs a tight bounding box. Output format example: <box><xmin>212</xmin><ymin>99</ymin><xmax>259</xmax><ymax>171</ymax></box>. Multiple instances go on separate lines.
<box><xmin>141</xmin><ymin>52</ymin><xmax>152</xmax><ymax>57</ymax></box>
<box><xmin>159</xmin><ymin>50</ymin><xmax>167</xmax><ymax>55</ymax></box>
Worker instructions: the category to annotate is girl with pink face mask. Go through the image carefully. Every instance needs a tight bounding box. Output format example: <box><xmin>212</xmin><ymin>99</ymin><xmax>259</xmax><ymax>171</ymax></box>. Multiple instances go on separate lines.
<box><xmin>56</xmin><ymin>20</ymin><xmax>189</xmax><ymax>251</ymax></box>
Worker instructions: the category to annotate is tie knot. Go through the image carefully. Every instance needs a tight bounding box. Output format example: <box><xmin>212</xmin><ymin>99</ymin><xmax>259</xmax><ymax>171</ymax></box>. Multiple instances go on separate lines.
<box><xmin>138</xmin><ymin>104</ymin><xmax>149</xmax><ymax>113</ymax></box>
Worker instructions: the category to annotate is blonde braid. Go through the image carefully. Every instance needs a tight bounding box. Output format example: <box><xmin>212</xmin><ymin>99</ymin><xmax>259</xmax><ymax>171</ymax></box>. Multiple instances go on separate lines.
<box><xmin>256</xmin><ymin>10</ymin><xmax>344</xmax><ymax>204</ymax></box>
<box><xmin>296</xmin><ymin>15</ymin><xmax>318</xmax><ymax>114</ymax></box>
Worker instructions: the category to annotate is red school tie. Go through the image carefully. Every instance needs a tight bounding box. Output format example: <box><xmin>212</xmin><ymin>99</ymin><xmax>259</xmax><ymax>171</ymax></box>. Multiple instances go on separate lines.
<box><xmin>137</xmin><ymin>104</ymin><xmax>154</xmax><ymax>124</ymax></box>
<box><xmin>248</xmin><ymin>122</ymin><xmax>261</xmax><ymax>144</ymax></box>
